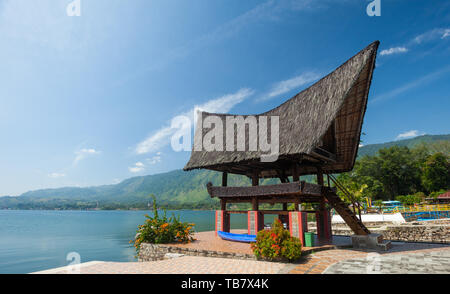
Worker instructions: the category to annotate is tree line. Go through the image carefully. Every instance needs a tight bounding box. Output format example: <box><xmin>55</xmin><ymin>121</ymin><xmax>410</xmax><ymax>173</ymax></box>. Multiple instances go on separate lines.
<box><xmin>336</xmin><ymin>142</ymin><xmax>449</xmax><ymax>205</ymax></box>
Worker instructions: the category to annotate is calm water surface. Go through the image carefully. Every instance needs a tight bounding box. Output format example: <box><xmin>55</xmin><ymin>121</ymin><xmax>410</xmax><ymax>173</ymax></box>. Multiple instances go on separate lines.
<box><xmin>0</xmin><ymin>210</ymin><xmax>275</xmax><ymax>274</ymax></box>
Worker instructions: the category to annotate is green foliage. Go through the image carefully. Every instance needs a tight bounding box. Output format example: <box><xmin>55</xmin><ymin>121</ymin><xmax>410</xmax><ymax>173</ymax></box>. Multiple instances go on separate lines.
<box><xmin>133</xmin><ymin>195</ymin><xmax>195</xmax><ymax>254</ymax></box>
<box><xmin>395</xmin><ymin>193</ymin><xmax>424</xmax><ymax>206</ymax></box>
<box><xmin>337</xmin><ymin>144</ymin><xmax>449</xmax><ymax>202</ymax></box>
<box><xmin>421</xmin><ymin>153</ymin><xmax>450</xmax><ymax>193</ymax></box>
<box><xmin>250</xmin><ymin>219</ymin><xmax>302</xmax><ymax>261</ymax></box>
<box><xmin>373</xmin><ymin>200</ymin><xmax>383</xmax><ymax>210</ymax></box>
<box><xmin>357</xmin><ymin>135</ymin><xmax>450</xmax><ymax>158</ymax></box>
<box><xmin>429</xmin><ymin>189</ymin><xmax>448</xmax><ymax>199</ymax></box>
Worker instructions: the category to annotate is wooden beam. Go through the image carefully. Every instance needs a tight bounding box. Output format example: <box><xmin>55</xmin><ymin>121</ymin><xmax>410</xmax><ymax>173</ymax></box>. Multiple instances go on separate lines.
<box><xmin>313</xmin><ymin>147</ymin><xmax>337</xmax><ymax>162</ymax></box>
<box><xmin>222</xmin><ymin>197</ymin><xmax>324</xmax><ymax>204</ymax></box>
<box><xmin>220</xmin><ymin>199</ymin><xmax>227</xmax><ymax>211</ymax></box>
<box><xmin>228</xmin><ymin>210</ymin><xmax>290</xmax><ymax>215</ymax></box>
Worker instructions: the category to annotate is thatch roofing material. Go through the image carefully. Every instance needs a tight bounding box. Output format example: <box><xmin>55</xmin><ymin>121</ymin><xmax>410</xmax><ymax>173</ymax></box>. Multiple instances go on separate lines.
<box><xmin>184</xmin><ymin>41</ymin><xmax>379</xmax><ymax>177</ymax></box>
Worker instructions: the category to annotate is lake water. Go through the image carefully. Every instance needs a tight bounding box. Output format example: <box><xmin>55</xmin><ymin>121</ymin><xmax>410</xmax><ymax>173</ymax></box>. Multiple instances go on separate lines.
<box><xmin>0</xmin><ymin>210</ymin><xmax>276</xmax><ymax>274</ymax></box>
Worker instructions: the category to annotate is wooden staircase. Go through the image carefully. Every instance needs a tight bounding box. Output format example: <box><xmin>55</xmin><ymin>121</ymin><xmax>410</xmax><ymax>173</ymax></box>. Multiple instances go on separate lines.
<box><xmin>323</xmin><ymin>188</ymin><xmax>370</xmax><ymax>235</ymax></box>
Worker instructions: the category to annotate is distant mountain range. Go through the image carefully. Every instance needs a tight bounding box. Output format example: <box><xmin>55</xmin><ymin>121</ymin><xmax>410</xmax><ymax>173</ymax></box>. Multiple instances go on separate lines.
<box><xmin>357</xmin><ymin>134</ymin><xmax>450</xmax><ymax>158</ymax></box>
<box><xmin>1</xmin><ymin>134</ymin><xmax>449</xmax><ymax>210</ymax></box>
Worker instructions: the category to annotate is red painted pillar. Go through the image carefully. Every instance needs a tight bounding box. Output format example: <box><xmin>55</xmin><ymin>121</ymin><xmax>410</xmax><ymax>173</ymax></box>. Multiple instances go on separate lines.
<box><xmin>215</xmin><ymin>210</ymin><xmax>230</xmax><ymax>235</ymax></box>
<box><xmin>288</xmin><ymin>211</ymin><xmax>308</xmax><ymax>246</ymax></box>
<box><xmin>248</xmin><ymin>211</ymin><xmax>264</xmax><ymax>235</ymax></box>
<box><xmin>316</xmin><ymin>209</ymin><xmax>332</xmax><ymax>243</ymax></box>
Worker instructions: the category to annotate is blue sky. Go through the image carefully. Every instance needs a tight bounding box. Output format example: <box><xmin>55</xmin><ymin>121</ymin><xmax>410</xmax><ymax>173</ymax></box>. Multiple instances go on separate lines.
<box><xmin>0</xmin><ymin>0</ymin><xmax>449</xmax><ymax>196</ymax></box>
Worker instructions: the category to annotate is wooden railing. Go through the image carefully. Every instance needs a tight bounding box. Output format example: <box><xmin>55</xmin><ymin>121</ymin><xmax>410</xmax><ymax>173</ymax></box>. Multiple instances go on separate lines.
<box><xmin>327</xmin><ymin>174</ymin><xmax>363</xmax><ymax>220</ymax></box>
<box><xmin>384</xmin><ymin>204</ymin><xmax>450</xmax><ymax>214</ymax></box>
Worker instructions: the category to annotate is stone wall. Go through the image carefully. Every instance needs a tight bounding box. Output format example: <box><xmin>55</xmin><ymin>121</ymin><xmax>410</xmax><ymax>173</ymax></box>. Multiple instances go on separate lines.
<box><xmin>381</xmin><ymin>224</ymin><xmax>450</xmax><ymax>244</ymax></box>
<box><xmin>138</xmin><ymin>243</ymin><xmax>255</xmax><ymax>262</ymax></box>
<box><xmin>309</xmin><ymin>220</ymin><xmax>450</xmax><ymax>244</ymax></box>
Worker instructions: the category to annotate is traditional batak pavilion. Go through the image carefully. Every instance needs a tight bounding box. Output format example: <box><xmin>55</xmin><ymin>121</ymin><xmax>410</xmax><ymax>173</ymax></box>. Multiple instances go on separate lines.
<box><xmin>184</xmin><ymin>41</ymin><xmax>380</xmax><ymax>245</ymax></box>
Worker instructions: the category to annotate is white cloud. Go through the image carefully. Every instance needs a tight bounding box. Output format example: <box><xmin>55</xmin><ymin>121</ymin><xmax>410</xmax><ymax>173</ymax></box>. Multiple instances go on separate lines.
<box><xmin>380</xmin><ymin>47</ymin><xmax>408</xmax><ymax>56</ymax></box>
<box><xmin>73</xmin><ymin>148</ymin><xmax>101</xmax><ymax>165</ymax></box>
<box><xmin>395</xmin><ymin>130</ymin><xmax>425</xmax><ymax>140</ymax></box>
<box><xmin>135</xmin><ymin>126</ymin><xmax>174</xmax><ymax>155</ymax></box>
<box><xmin>379</xmin><ymin>27</ymin><xmax>449</xmax><ymax>59</ymax></box>
<box><xmin>48</xmin><ymin>172</ymin><xmax>66</xmax><ymax>178</ymax></box>
<box><xmin>259</xmin><ymin>72</ymin><xmax>320</xmax><ymax>101</ymax></box>
<box><xmin>193</xmin><ymin>88</ymin><xmax>254</xmax><ymax>114</ymax></box>
<box><xmin>147</xmin><ymin>155</ymin><xmax>162</xmax><ymax>165</ymax></box>
<box><xmin>413</xmin><ymin>28</ymin><xmax>450</xmax><ymax>44</ymax></box>
<box><xmin>135</xmin><ymin>88</ymin><xmax>254</xmax><ymax>154</ymax></box>
<box><xmin>129</xmin><ymin>161</ymin><xmax>145</xmax><ymax>173</ymax></box>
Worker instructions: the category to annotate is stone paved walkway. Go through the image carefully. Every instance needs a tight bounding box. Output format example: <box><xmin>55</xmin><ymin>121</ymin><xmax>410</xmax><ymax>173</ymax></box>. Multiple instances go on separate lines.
<box><xmin>288</xmin><ymin>249</ymin><xmax>368</xmax><ymax>274</ymax></box>
<box><xmin>288</xmin><ymin>242</ymin><xmax>450</xmax><ymax>274</ymax></box>
<box><xmin>32</xmin><ymin>236</ymin><xmax>450</xmax><ymax>274</ymax></box>
<box><xmin>35</xmin><ymin>256</ymin><xmax>291</xmax><ymax>274</ymax></box>
<box><xmin>323</xmin><ymin>250</ymin><xmax>450</xmax><ymax>274</ymax></box>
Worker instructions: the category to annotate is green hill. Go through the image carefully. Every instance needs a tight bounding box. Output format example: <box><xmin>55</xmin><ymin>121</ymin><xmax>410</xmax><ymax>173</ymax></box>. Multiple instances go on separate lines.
<box><xmin>1</xmin><ymin>134</ymin><xmax>448</xmax><ymax>210</ymax></box>
<box><xmin>358</xmin><ymin>134</ymin><xmax>450</xmax><ymax>158</ymax></box>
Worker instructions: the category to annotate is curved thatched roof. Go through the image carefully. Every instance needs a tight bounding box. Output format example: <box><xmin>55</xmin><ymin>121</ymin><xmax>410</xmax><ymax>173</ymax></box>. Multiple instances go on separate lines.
<box><xmin>184</xmin><ymin>41</ymin><xmax>379</xmax><ymax>178</ymax></box>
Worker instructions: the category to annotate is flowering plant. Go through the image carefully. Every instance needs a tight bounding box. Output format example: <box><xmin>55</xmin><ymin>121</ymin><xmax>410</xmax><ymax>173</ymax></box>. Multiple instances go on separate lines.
<box><xmin>132</xmin><ymin>195</ymin><xmax>195</xmax><ymax>254</ymax></box>
<box><xmin>250</xmin><ymin>219</ymin><xmax>302</xmax><ymax>261</ymax></box>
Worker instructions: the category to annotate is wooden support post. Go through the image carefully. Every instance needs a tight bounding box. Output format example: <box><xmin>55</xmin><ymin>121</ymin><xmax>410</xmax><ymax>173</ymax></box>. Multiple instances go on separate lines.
<box><xmin>215</xmin><ymin>210</ymin><xmax>230</xmax><ymax>235</ymax></box>
<box><xmin>252</xmin><ymin>171</ymin><xmax>259</xmax><ymax>186</ymax></box>
<box><xmin>222</xmin><ymin>172</ymin><xmax>228</xmax><ymax>187</ymax></box>
<box><xmin>252</xmin><ymin>197</ymin><xmax>259</xmax><ymax>211</ymax></box>
<box><xmin>316</xmin><ymin>197</ymin><xmax>332</xmax><ymax>243</ymax></box>
<box><xmin>292</xmin><ymin>165</ymin><xmax>299</xmax><ymax>182</ymax></box>
<box><xmin>220</xmin><ymin>199</ymin><xmax>227</xmax><ymax>211</ymax></box>
<box><xmin>280</xmin><ymin>203</ymin><xmax>289</xmax><ymax>229</ymax></box>
<box><xmin>317</xmin><ymin>168</ymin><xmax>324</xmax><ymax>186</ymax></box>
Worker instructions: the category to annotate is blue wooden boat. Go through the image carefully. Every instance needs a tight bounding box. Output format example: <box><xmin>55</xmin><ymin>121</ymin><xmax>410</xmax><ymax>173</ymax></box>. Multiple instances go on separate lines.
<box><xmin>217</xmin><ymin>231</ymin><xmax>256</xmax><ymax>243</ymax></box>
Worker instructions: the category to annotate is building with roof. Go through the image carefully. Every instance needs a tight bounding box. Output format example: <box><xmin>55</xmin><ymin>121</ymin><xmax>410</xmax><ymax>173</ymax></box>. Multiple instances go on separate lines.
<box><xmin>184</xmin><ymin>41</ymin><xmax>381</xmax><ymax>245</ymax></box>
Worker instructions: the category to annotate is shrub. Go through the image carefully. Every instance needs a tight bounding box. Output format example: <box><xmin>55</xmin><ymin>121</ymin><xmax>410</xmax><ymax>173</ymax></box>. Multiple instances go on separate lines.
<box><xmin>250</xmin><ymin>219</ymin><xmax>302</xmax><ymax>261</ymax></box>
<box><xmin>429</xmin><ymin>189</ymin><xmax>447</xmax><ymax>199</ymax></box>
<box><xmin>132</xmin><ymin>195</ymin><xmax>195</xmax><ymax>254</ymax></box>
<box><xmin>395</xmin><ymin>194</ymin><xmax>423</xmax><ymax>206</ymax></box>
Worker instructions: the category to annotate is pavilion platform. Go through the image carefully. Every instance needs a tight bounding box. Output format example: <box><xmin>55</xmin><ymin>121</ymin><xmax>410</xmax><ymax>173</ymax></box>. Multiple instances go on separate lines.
<box><xmin>152</xmin><ymin>230</ymin><xmax>352</xmax><ymax>260</ymax></box>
